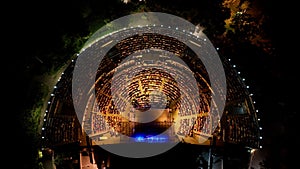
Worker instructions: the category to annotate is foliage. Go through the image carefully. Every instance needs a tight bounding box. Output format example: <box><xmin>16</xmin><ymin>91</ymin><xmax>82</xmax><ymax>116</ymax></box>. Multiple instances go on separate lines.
<box><xmin>221</xmin><ymin>0</ymin><xmax>274</xmax><ymax>55</ymax></box>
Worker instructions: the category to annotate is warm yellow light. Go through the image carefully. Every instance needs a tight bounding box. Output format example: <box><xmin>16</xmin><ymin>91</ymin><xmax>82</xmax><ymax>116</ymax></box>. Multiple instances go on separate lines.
<box><xmin>38</xmin><ymin>150</ymin><xmax>43</xmax><ymax>158</ymax></box>
<box><xmin>250</xmin><ymin>149</ymin><xmax>256</xmax><ymax>154</ymax></box>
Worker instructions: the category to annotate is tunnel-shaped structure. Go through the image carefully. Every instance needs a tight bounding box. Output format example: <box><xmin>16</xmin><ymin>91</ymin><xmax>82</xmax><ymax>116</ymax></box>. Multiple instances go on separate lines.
<box><xmin>41</xmin><ymin>31</ymin><xmax>260</xmax><ymax>149</ymax></box>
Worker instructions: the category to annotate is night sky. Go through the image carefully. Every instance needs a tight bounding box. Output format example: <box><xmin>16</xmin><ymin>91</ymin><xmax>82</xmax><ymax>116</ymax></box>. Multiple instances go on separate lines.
<box><xmin>6</xmin><ymin>0</ymin><xmax>296</xmax><ymax>168</ymax></box>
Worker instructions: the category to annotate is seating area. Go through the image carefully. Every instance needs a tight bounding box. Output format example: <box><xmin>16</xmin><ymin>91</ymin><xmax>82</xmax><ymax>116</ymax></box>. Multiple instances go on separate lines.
<box><xmin>41</xmin><ymin>29</ymin><xmax>260</xmax><ymax>149</ymax></box>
